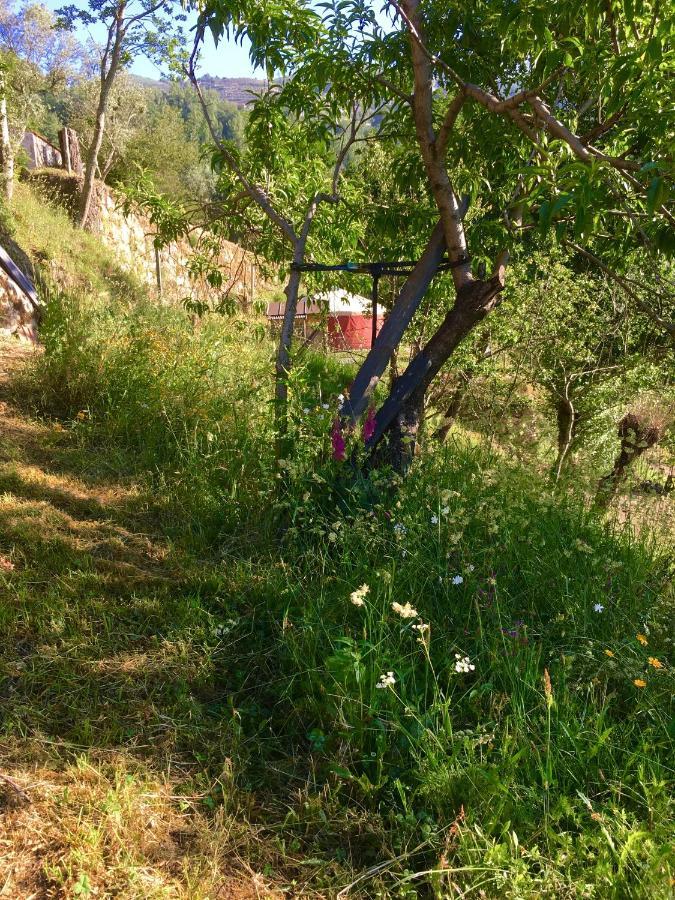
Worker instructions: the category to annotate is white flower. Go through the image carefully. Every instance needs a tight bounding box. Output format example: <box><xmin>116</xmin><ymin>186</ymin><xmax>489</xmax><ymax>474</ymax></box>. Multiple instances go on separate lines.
<box><xmin>454</xmin><ymin>654</ymin><xmax>475</xmax><ymax>674</ymax></box>
<box><xmin>393</xmin><ymin>522</ymin><xmax>407</xmax><ymax>537</ymax></box>
<box><xmin>375</xmin><ymin>671</ymin><xmax>396</xmax><ymax>689</ymax></box>
<box><xmin>350</xmin><ymin>584</ymin><xmax>369</xmax><ymax>607</ymax></box>
<box><xmin>337</xmin><ymin>393</ymin><xmax>345</xmax><ymax>409</ymax></box>
<box><xmin>392</xmin><ymin>601</ymin><xmax>418</xmax><ymax>619</ymax></box>
<box><xmin>452</xmin><ymin>575</ymin><xmax>464</xmax><ymax>585</ymax></box>
<box><xmin>441</xmin><ymin>506</ymin><xmax>450</xmax><ymax>516</ymax></box>
<box><xmin>466</xmin><ymin>564</ymin><xmax>475</xmax><ymax>572</ymax></box>
<box><xmin>593</xmin><ymin>603</ymin><xmax>605</xmax><ymax>613</ymax></box>
<box><xmin>303</xmin><ymin>407</ymin><xmax>310</xmax><ymax>414</ymax></box>
<box><xmin>431</xmin><ymin>514</ymin><xmax>439</xmax><ymax>525</ymax></box>
<box><xmin>412</xmin><ymin>622</ymin><xmax>429</xmax><ymax>633</ymax></box>
<box><xmin>322</xmin><ymin>403</ymin><xmax>330</xmax><ymax>410</ymax></box>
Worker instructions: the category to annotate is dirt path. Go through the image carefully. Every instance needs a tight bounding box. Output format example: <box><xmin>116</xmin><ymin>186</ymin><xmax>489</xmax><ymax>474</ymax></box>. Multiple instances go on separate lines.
<box><xmin>0</xmin><ymin>340</ymin><xmax>281</xmax><ymax>899</ymax></box>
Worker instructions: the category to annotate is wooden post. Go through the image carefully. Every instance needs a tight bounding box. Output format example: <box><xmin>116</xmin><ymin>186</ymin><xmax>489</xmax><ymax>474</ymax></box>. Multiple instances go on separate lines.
<box><xmin>59</xmin><ymin>128</ymin><xmax>71</xmax><ymax>172</ymax></box>
<box><xmin>58</xmin><ymin>128</ymin><xmax>83</xmax><ymax>176</ymax></box>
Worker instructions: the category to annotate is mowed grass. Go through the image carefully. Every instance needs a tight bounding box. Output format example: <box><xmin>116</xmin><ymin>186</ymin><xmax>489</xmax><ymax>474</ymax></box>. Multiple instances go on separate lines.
<box><xmin>0</xmin><ymin>275</ymin><xmax>673</xmax><ymax>897</ymax></box>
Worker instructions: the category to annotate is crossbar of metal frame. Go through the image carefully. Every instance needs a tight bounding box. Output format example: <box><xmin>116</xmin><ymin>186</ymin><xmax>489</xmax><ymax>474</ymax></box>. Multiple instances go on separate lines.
<box><xmin>290</xmin><ymin>256</ymin><xmax>468</xmax><ymax>276</ymax></box>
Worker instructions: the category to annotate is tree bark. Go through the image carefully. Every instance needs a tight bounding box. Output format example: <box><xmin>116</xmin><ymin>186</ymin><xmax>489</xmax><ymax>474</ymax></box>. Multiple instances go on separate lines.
<box><xmin>368</xmin><ymin>268</ymin><xmax>507</xmax><ymax>465</ymax></box>
<box><xmin>275</xmin><ymin>250</ymin><xmax>303</xmax><ymax>460</ymax></box>
<box><xmin>0</xmin><ymin>96</ymin><xmax>14</xmax><ymax>203</ymax></box>
<box><xmin>554</xmin><ymin>393</ymin><xmax>576</xmax><ymax>481</ymax></box>
<box><xmin>433</xmin><ymin>368</ymin><xmax>473</xmax><ymax>443</ymax></box>
<box><xmin>78</xmin><ymin>80</ymin><xmax>112</xmax><ymax>228</ymax></box>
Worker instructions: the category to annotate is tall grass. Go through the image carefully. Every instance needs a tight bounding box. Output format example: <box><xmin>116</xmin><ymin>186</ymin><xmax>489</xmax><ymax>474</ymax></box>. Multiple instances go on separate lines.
<box><xmin>20</xmin><ymin>286</ymin><xmax>675</xmax><ymax>897</ymax></box>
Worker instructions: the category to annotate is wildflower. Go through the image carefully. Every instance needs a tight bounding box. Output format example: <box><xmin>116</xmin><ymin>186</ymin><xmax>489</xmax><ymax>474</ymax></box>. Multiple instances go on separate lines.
<box><xmin>392</xmin><ymin>601</ymin><xmax>418</xmax><ymax>619</ymax></box>
<box><xmin>412</xmin><ymin>622</ymin><xmax>429</xmax><ymax>634</ymax></box>
<box><xmin>350</xmin><ymin>584</ymin><xmax>369</xmax><ymax>607</ymax></box>
<box><xmin>431</xmin><ymin>514</ymin><xmax>439</xmax><ymax>525</ymax></box>
<box><xmin>452</xmin><ymin>575</ymin><xmax>464</xmax><ymax>585</ymax></box>
<box><xmin>375</xmin><ymin>671</ymin><xmax>396</xmax><ymax>689</ymax></box>
<box><xmin>636</xmin><ymin>634</ymin><xmax>648</xmax><ymax>646</ymax></box>
<box><xmin>466</xmin><ymin>564</ymin><xmax>475</xmax><ymax>573</ymax></box>
<box><xmin>53</xmin><ymin>422</ymin><xmax>65</xmax><ymax>433</ymax></box>
<box><xmin>593</xmin><ymin>603</ymin><xmax>605</xmax><ymax>613</ymax></box>
<box><xmin>543</xmin><ymin>668</ymin><xmax>553</xmax><ymax>706</ymax></box>
<box><xmin>337</xmin><ymin>393</ymin><xmax>345</xmax><ymax>410</ymax></box>
<box><xmin>322</xmin><ymin>403</ymin><xmax>330</xmax><ymax>410</ymax></box>
<box><xmin>331</xmin><ymin>418</ymin><xmax>346</xmax><ymax>462</ymax></box>
<box><xmin>604</xmin><ymin>649</ymin><xmax>614</xmax><ymax>658</ymax></box>
<box><xmin>633</xmin><ymin>678</ymin><xmax>647</xmax><ymax>688</ymax></box>
<box><xmin>454</xmin><ymin>654</ymin><xmax>475</xmax><ymax>674</ymax></box>
<box><xmin>647</xmin><ymin>657</ymin><xmax>663</xmax><ymax>669</ymax></box>
<box><xmin>362</xmin><ymin>406</ymin><xmax>376</xmax><ymax>443</ymax></box>
<box><xmin>76</xmin><ymin>410</ymin><xmax>87</xmax><ymax>421</ymax></box>
<box><xmin>441</xmin><ymin>506</ymin><xmax>450</xmax><ymax>516</ymax></box>
<box><xmin>303</xmin><ymin>407</ymin><xmax>310</xmax><ymax>414</ymax></box>
<box><xmin>0</xmin><ymin>556</ymin><xmax>14</xmax><ymax>572</ymax></box>
<box><xmin>393</xmin><ymin>522</ymin><xmax>407</xmax><ymax>537</ymax></box>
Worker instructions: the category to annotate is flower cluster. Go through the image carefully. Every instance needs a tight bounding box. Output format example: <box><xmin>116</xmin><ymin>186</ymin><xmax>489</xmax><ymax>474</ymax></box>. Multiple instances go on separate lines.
<box><xmin>392</xmin><ymin>601</ymin><xmax>418</xmax><ymax>619</ymax></box>
<box><xmin>454</xmin><ymin>654</ymin><xmax>475</xmax><ymax>674</ymax></box>
<box><xmin>350</xmin><ymin>584</ymin><xmax>369</xmax><ymax>607</ymax></box>
<box><xmin>375</xmin><ymin>671</ymin><xmax>396</xmax><ymax>689</ymax></box>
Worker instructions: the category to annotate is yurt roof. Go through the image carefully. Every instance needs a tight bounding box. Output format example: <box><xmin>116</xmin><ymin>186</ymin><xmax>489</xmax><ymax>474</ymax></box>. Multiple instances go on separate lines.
<box><xmin>266</xmin><ymin>289</ymin><xmax>373</xmax><ymax>319</ymax></box>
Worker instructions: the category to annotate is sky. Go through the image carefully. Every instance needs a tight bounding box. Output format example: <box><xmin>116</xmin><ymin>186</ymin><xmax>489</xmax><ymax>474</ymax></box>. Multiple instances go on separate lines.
<box><xmin>40</xmin><ymin>0</ymin><xmax>261</xmax><ymax>80</ymax></box>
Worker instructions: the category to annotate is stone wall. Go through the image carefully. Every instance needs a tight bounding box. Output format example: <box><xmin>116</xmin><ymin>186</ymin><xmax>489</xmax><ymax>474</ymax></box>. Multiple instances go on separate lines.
<box><xmin>21</xmin><ymin>131</ymin><xmax>62</xmax><ymax>169</ymax></box>
<box><xmin>95</xmin><ymin>188</ymin><xmax>259</xmax><ymax>304</ymax></box>
<box><xmin>23</xmin><ymin>169</ymin><xmax>265</xmax><ymax>307</ymax></box>
<box><xmin>0</xmin><ymin>266</ymin><xmax>38</xmax><ymax>342</ymax></box>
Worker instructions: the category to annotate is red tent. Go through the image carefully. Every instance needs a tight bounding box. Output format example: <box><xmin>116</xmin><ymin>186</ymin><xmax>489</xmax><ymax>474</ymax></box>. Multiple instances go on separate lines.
<box><xmin>267</xmin><ymin>289</ymin><xmax>384</xmax><ymax>350</ymax></box>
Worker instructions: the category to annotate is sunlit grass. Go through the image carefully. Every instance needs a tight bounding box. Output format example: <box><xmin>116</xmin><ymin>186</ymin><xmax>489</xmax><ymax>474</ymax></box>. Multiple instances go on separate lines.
<box><xmin>0</xmin><ymin>268</ymin><xmax>672</xmax><ymax>897</ymax></box>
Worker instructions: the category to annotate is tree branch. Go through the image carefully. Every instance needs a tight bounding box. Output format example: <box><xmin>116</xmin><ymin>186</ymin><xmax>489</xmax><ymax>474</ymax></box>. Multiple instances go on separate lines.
<box><xmin>566</xmin><ymin>241</ymin><xmax>675</xmax><ymax>343</ymax></box>
<box><xmin>187</xmin><ymin>28</ymin><xmax>298</xmax><ymax>247</ymax></box>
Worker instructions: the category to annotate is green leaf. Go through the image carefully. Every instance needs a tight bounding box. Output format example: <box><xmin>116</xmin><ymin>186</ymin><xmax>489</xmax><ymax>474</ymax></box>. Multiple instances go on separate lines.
<box><xmin>646</xmin><ymin>176</ymin><xmax>663</xmax><ymax>216</ymax></box>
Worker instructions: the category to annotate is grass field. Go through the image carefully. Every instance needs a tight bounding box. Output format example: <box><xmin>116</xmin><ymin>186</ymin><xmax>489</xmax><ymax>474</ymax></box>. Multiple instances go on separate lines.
<box><xmin>0</xmin><ymin>187</ymin><xmax>673</xmax><ymax>898</ymax></box>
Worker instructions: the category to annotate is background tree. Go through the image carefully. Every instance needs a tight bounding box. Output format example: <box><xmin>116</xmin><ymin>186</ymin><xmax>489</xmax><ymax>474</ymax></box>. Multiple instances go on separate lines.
<box><xmin>0</xmin><ymin>0</ymin><xmax>84</xmax><ymax>200</ymax></box>
<box><xmin>56</xmin><ymin>0</ymin><xmax>183</xmax><ymax>228</ymax></box>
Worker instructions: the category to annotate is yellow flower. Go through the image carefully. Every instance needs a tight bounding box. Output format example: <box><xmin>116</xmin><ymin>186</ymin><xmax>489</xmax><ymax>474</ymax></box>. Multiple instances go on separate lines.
<box><xmin>647</xmin><ymin>657</ymin><xmax>663</xmax><ymax>669</ymax></box>
<box><xmin>633</xmin><ymin>678</ymin><xmax>647</xmax><ymax>688</ymax></box>
<box><xmin>76</xmin><ymin>410</ymin><xmax>87</xmax><ymax>421</ymax></box>
<box><xmin>636</xmin><ymin>634</ymin><xmax>648</xmax><ymax>646</ymax></box>
<box><xmin>604</xmin><ymin>649</ymin><xmax>614</xmax><ymax>658</ymax></box>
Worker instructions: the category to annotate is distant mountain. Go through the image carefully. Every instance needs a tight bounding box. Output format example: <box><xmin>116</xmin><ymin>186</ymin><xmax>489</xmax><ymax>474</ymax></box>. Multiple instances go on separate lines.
<box><xmin>132</xmin><ymin>75</ymin><xmax>270</xmax><ymax>107</ymax></box>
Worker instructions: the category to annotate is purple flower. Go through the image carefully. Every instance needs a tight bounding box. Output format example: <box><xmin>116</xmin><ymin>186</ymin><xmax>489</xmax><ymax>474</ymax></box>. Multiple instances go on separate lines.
<box><xmin>331</xmin><ymin>418</ymin><xmax>346</xmax><ymax>461</ymax></box>
<box><xmin>362</xmin><ymin>406</ymin><xmax>377</xmax><ymax>444</ymax></box>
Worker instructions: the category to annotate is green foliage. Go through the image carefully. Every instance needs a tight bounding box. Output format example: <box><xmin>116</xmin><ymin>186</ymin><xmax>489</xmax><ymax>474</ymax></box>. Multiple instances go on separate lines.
<box><xmin>11</xmin><ymin>274</ymin><xmax>671</xmax><ymax>895</ymax></box>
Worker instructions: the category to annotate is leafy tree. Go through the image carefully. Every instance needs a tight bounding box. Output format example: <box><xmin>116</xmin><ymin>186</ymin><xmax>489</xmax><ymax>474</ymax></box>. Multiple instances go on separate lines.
<box><xmin>186</xmin><ymin>3</ymin><xmax>383</xmax><ymax>455</ymax></box>
<box><xmin>0</xmin><ymin>0</ymin><xmax>85</xmax><ymax>199</ymax></box>
<box><xmin>320</xmin><ymin>0</ymin><xmax>675</xmax><ymax>469</ymax></box>
<box><xmin>67</xmin><ymin>71</ymin><xmax>147</xmax><ymax>180</ymax></box>
<box><xmin>56</xmin><ymin>0</ymin><xmax>184</xmax><ymax>228</ymax></box>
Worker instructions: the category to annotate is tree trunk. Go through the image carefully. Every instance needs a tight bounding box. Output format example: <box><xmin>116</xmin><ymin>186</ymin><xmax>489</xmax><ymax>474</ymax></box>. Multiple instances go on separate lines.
<box><xmin>433</xmin><ymin>368</ymin><xmax>473</xmax><ymax>443</ymax></box>
<box><xmin>596</xmin><ymin>412</ymin><xmax>662</xmax><ymax>505</ymax></box>
<box><xmin>554</xmin><ymin>394</ymin><xmax>576</xmax><ymax>481</ymax></box>
<box><xmin>275</xmin><ymin>251</ymin><xmax>303</xmax><ymax>461</ymax></box>
<box><xmin>78</xmin><ymin>90</ymin><xmax>108</xmax><ymax>228</ymax></box>
<box><xmin>0</xmin><ymin>96</ymin><xmax>14</xmax><ymax>203</ymax></box>
<box><xmin>367</xmin><ymin>272</ymin><xmax>506</xmax><ymax>465</ymax></box>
